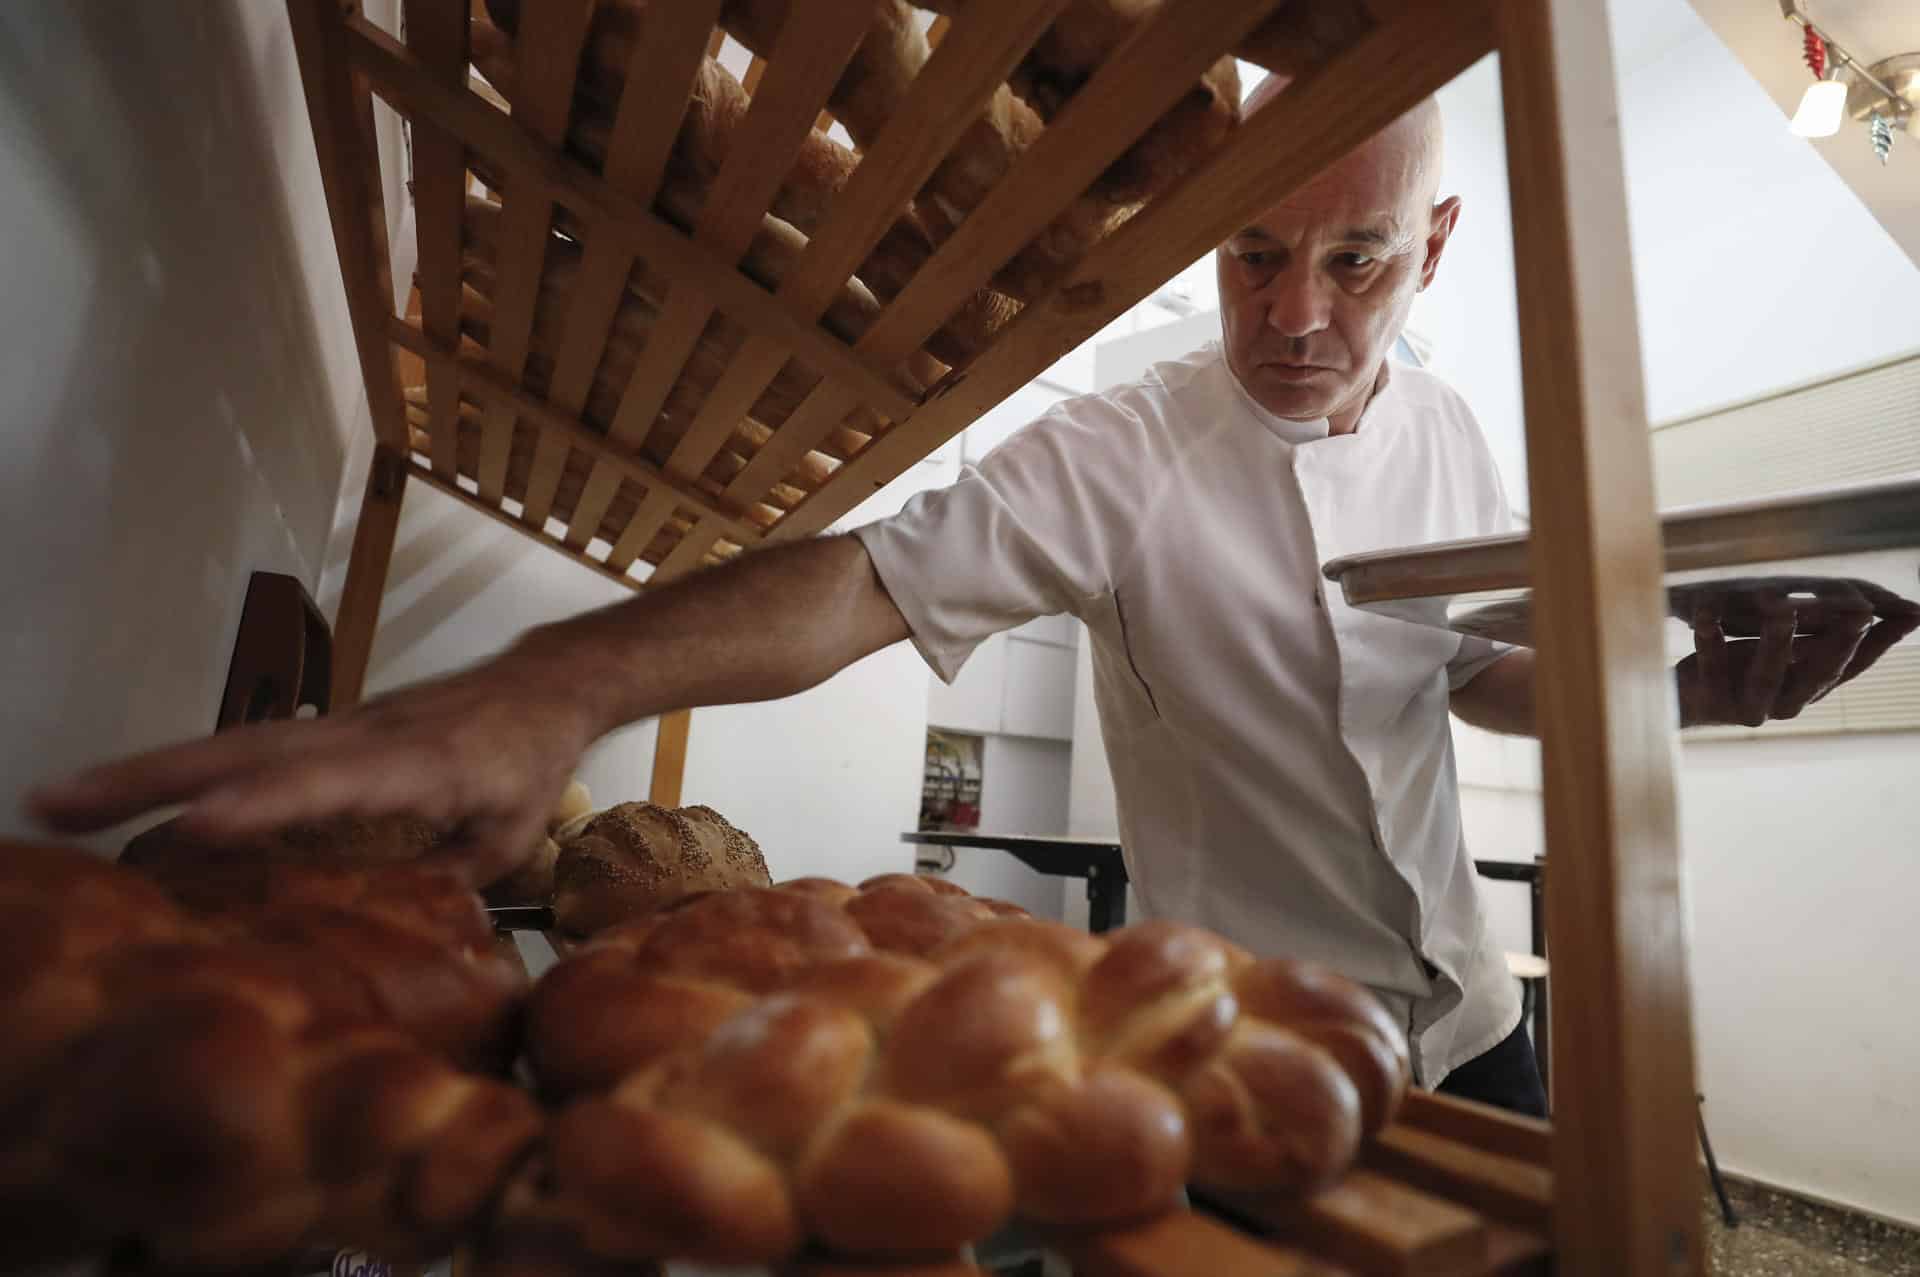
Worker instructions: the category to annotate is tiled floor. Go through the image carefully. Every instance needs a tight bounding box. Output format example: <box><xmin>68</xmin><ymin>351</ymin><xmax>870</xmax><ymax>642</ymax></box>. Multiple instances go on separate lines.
<box><xmin>1703</xmin><ymin>1179</ymin><xmax>1920</xmax><ymax>1276</ymax></box>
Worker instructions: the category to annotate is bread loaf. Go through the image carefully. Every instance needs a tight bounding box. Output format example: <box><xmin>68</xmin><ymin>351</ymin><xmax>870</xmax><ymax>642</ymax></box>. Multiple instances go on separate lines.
<box><xmin>117</xmin><ymin>830</ymin><xmax>526</xmax><ymax>1071</ymax></box>
<box><xmin>512</xmin><ymin>878</ymin><xmax>1405</xmax><ymax>1263</ymax></box>
<box><xmin>0</xmin><ymin>841</ymin><xmax>542</xmax><ymax>1270</ymax></box>
<box><xmin>551</xmin><ymin>801</ymin><xmax>771</xmax><ymax>936</ymax></box>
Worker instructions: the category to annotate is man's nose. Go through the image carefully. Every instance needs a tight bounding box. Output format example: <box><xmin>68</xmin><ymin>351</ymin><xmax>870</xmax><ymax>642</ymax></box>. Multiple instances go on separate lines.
<box><xmin>1261</xmin><ymin>266</ymin><xmax>1332</xmax><ymax>339</ymax></box>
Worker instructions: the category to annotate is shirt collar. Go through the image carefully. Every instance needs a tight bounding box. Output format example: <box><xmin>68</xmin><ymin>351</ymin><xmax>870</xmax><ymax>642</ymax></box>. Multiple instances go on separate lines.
<box><xmin>1215</xmin><ymin>342</ymin><xmax>1397</xmax><ymax>447</ymax></box>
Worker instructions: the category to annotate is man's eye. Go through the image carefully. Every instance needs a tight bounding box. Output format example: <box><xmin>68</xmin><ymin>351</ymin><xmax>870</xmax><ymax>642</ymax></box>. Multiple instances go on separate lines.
<box><xmin>1238</xmin><ymin>251</ymin><xmax>1271</xmax><ymax>267</ymax></box>
<box><xmin>1335</xmin><ymin>252</ymin><xmax>1376</xmax><ymax>269</ymax></box>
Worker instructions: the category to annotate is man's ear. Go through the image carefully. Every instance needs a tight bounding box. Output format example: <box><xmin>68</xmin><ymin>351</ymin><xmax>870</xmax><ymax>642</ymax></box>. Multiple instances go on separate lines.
<box><xmin>1418</xmin><ymin>195</ymin><xmax>1462</xmax><ymax>291</ymax></box>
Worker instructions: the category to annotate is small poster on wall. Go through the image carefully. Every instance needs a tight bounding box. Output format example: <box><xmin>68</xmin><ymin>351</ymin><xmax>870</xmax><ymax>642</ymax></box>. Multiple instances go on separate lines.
<box><xmin>919</xmin><ymin>730</ymin><xmax>984</xmax><ymax>832</ymax></box>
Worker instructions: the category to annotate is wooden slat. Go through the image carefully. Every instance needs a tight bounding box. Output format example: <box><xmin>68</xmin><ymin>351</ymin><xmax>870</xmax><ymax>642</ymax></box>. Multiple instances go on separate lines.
<box><xmin>467</xmin><ymin>0</ymin><xmax>594</xmax><ymax>504</ymax></box>
<box><xmin>1395</xmin><ymin>1091</ymin><xmax>1552</xmax><ymax>1169</ymax></box>
<box><xmin>736</xmin><ymin>0</ymin><xmax>1292</xmax><ymax>517</ymax></box>
<box><xmin>331</xmin><ymin>446</ymin><xmax>409</xmax><ymax>706</ymax></box>
<box><xmin>1060</xmin><ymin>1210</ymin><xmax>1349</xmax><ymax>1277</ymax></box>
<box><xmin>343</xmin><ymin>17</ymin><xmax>920</xmax><ymax>424</ymax></box>
<box><xmin>772</xmin><ymin>0</ymin><xmax>1494</xmax><ymax>539</ymax></box>
<box><xmin>522</xmin><ymin>0</ymin><xmax>721</xmax><ymax>540</ymax></box>
<box><xmin>1363</xmin><ymin>1126</ymin><xmax>1553</xmax><ymax>1234</ymax></box>
<box><xmin>648</xmin><ymin>708</ymin><xmax>692</xmax><ymax>807</ymax></box>
<box><xmin>406</xmin><ymin>461</ymin><xmax>645</xmax><ymax>594</ymax></box>
<box><xmin>743</xmin><ymin>55</ymin><xmax>769</xmax><ymax>96</ymax></box>
<box><xmin>724</xmin><ymin>382</ymin><xmax>861</xmax><ymax>507</ymax></box>
<box><xmin>875</xmin><ymin>0</ymin><xmax>1288</xmax><ymax>367</ymax></box>
<box><xmin>649</xmin><ymin>514</ymin><xmax>725</xmax><ymax>584</ymax></box>
<box><xmin>601</xmin><ymin>3</ymin><xmax>875</xmax><ymax>468</ymax></box>
<box><xmin>1494</xmin><ymin>0</ymin><xmax>1701</xmax><ymax>1272</ymax></box>
<box><xmin>606</xmin><ymin>487</ymin><xmax>679</xmax><ymax>574</ymax></box>
<box><xmin>782</xmin><ymin>1259</ymin><xmax>980</xmax><ymax>1277</ymax></box>
<box><xmin>1204</xmin><ymin>1172</ymin><xmax>1488</xmax><ymax>1277</ymax></box>
<box><xmin>384</xmin><ymin>317</ymin><xmax>762</xmax><ymax>544</ymax></box>
<box><xmin>285</xmin><ymin>0</ymin><xmax>409</xmax><ymax>453</ymax></box>
<box><xmin>668</xmin><ymin>0</ymin><xmax>1072</xmax><ymax>486</ymax></box>
<box><xmin>404</xmin><ymin>0</ymin><xmax>469</xmax><ymax>481</ymax></box>
<box><xmin>1484</xmin><ymin>1223</ymin><xmax>1553</xmax><ymax>1277</ymax></box>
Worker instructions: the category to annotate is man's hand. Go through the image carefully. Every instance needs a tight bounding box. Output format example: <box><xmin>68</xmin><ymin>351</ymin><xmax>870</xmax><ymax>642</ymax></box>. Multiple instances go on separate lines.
<box><xmin>1674</xmin><ymin>576</ymin><xmax>1920</xmax><ymax>729</ymax></box>
<box><xmin>27</xmin><ymin>640</ymin><xmax>598</xmax><ymax>888</ymax></box>
<box><xmin>26</xmin><ymin>535</ymin><xmax>910</xmax><ymax>884</ymax></box>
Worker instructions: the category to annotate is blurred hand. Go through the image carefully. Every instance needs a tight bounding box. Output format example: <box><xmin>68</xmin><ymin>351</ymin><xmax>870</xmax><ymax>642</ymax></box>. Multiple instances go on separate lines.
<box><xmin>26</xmin><ymin>642</ymin><xmax>600</xmax><ymax>888</ymax></box>
<box><xmin>1673</xmin><ymin>576</ymin><xmax>1920</xmax><ymax>729</ymax></box>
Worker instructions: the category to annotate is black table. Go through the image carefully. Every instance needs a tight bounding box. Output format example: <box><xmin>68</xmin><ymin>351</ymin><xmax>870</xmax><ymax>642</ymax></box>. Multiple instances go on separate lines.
<box><xmin>901</xmin><ymin>831</ymin><xmax>1130</xmax><ymax>932</ymax></box>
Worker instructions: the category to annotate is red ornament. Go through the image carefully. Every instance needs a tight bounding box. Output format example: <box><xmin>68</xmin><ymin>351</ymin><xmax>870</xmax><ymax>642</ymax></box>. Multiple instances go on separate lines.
<box><xmin>1803</xmin><ymin>27</ymin><xmax>1827</xmax><ymax>79</ymax></box>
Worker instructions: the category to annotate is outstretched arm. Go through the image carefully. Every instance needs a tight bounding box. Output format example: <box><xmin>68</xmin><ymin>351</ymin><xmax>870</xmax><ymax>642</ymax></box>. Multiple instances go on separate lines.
<box><xmin>29</xmin><ymin>535</ymin><xmax>909</xmax><ymax>883</ymax></box>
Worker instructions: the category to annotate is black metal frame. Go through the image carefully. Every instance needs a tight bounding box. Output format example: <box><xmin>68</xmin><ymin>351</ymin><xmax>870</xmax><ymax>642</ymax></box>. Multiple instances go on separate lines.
<box><xmin>900</xmin><ymin>831</ymin><xmax>1130</xmax><ymax>932</ymax></box>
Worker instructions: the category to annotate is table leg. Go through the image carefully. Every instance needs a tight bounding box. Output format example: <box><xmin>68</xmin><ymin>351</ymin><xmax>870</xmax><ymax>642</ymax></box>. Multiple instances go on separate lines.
<box><xmin>1086</xmin><ymin>865</ymin><xmax>1127</xmax><ymax>934</ymax></box>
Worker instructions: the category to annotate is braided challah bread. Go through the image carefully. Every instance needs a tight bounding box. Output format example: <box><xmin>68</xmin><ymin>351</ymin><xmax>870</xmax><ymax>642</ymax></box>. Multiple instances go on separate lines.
<box><xmin>0</xmin><ymin>842</ymin><xmax>543</xmax><ymax>1271</ymax></box>
<box><xmin>510</xmin><ymin>877</ymin><xmax>1406</xmax><ymax>1264</ymax></box>
<box><xmin>126</xmin><ymin>792</ymin><xmax>584</xmax><ymax>909</ymax></box>
<box><xmin>117</xmin><ymin>828</ymin><xmax>526</xmax><ymax>1071</ymax></box>
<box><xmin>551</xmin><ymin>801</ymin><xmax>772</xmax><ymax>936</ymax></box>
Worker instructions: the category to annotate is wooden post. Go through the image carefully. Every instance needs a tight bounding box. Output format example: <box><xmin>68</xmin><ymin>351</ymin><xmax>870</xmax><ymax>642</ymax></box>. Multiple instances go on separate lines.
<box><xmin>1495</xmin><ymin>0</ymin><xmax>1703</xmax><ymax>1273</ymax></box>
<box><xmin>649</xmin><ymin>709</ymin><xmax>692</xmax><ymax>807</ymax></box>
<box><xmin>332</xmin><ymin>445</ymin><xmax>409</xmax><ymax>708</ymax></box>
<box><xmin>285</xmin><ymin>0</ymin><xmax>410</xmax><ymax>454</ymax></box>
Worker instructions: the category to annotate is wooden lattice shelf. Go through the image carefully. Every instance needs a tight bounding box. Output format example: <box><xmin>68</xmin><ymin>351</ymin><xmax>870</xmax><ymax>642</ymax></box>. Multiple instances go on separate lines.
<box><xmin>290</xmin><ymin>0</ymin><xmax>1491</xmax><ymax>593</ymax></box>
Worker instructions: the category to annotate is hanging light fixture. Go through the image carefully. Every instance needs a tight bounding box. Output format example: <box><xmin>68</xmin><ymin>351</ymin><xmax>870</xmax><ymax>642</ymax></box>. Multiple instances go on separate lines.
<box><xmin>1791</xmin><ymin>72</ymin><xmax>1849</xmax><ymax>138</ymax></box>
<box><xmin>1780</xmin><ymin>2</ymin><xmax>1915</xmax><ymax>162</ymax></box>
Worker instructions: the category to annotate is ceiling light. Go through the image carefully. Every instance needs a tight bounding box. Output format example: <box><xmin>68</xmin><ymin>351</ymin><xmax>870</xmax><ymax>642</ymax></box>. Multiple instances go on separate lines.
<box><xmin>1791</xmin><ymin>76</ymin><xmax>1848</xmax><ymax>137</ymax></box>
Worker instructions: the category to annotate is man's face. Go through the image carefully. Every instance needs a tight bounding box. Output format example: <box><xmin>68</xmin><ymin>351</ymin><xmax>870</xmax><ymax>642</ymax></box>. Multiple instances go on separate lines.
<box><xmin>1216</xmin><ymin>128</ymin><xmax>1458</xmax><ymax>424</ymax></box>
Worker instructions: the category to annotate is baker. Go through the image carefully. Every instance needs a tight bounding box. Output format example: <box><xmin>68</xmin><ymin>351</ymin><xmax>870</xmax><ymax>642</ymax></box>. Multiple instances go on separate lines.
<box><xmin>31</xmin><ymin>82</ymin><xmax>1910</xmax><ymax>1117</ymax></box>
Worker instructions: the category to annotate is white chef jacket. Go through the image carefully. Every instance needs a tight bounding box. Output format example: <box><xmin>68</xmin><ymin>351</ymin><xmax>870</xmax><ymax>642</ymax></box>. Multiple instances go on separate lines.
<box><xmin>854</xmin><ymin>342</ymin><xmax>1522</xmax><ymax>1084</ymax></box>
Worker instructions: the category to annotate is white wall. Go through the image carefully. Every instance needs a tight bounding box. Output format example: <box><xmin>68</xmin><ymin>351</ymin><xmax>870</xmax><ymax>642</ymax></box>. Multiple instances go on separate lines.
<box><xmin>1</xmin><ymin>2</ymin><xmax>408</xmax><ymax>847</ymax></box>
<box><xmin>1681</xmin><ymin>733</ymin><xmax>1920</xmax><ymax>1224</ymax></box>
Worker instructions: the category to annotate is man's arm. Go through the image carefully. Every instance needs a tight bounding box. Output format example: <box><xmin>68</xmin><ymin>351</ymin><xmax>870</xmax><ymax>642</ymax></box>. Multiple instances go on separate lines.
<box><xmin>1448</xmin><ymin>648</ymin><xmax>1536</xmax><ymax>736</ymax></box>
<box><xmin>28</xmin><ymin>535</ymin><xmax>908</xmax><ymax>883</ymax></box>
<box><xmin>1449</xmin><ymin>576</ymin><xmax>1920</xmax><ymax>741</ymax></box>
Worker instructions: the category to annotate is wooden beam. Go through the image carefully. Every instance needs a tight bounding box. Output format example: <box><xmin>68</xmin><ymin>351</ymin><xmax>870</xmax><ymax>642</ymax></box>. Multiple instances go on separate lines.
<box><xmin>1204</xmin><ymin>1172</ymin><xmax>1487</xmax><ymax>1277</ymax></box>
<box><xmin>342</xmin><ymin>16</ymin><xmax>921</xmax><ymax>425</ymax></box>
<box><xmin>285</xmin><ymin>0</ymin><xmax>410</xmax><ymax>453</ymax></box>
<box><xmin>648</xmin><ymin>709</ymin><xmax>691</xmax><ymax>807</ymax></box>
<box><xmin>1394</xmin><ymin>1089</ymin><xmax>1553</xmax><ymax>1169</ymax></box>
<box><xmin>1494</xmin><ymin>0</ymin><xmax>1700</xmax><ymax>1272</ymax></box>
<box><xmin>405</xmin><ymin>461</ymin><xmax>646</xmax><ymax>595</ymax></box>
<box><xmin>402</xmin><ymin>0</ymin><xmax>469</xmax><ymax>481</ymax></box>
<box><xmin>384</xmin><ymin>316</ymin><xmax>763</xmax><ymax>545</ymax></box>
<box><xmin>771</xmin><ymin>0</ymin><xmax>1494</xmax><ymax>540</ymax></box>
<box><xmin>331</xmin><ymin>445</ymin><xmax>409</xmax><ymax>705</ymax></box>
<box><xmin>1057</xmin><ymin>1210</ymin><xmax>1337</xmax><ymax>1277</ymax></box>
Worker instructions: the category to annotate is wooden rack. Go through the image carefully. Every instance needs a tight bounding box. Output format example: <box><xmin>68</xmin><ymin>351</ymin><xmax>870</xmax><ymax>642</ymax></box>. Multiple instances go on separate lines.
<box><xmin>291</xmin><ymin>0</ymin><xmax>1703</xmax><ymax>1271</ymax></box>
<box><xmin>784</xmin><ymin>1089</ymin><xmax>1555</xmax><ymax>1277</ymax></box>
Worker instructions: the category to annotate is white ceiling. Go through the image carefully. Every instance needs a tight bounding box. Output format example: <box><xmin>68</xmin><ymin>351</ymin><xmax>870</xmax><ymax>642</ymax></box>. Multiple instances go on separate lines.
<box><xmin>1683</xmin><ymin>0</ymin><xmax>1920</xmax><ymax>265</ymax></box>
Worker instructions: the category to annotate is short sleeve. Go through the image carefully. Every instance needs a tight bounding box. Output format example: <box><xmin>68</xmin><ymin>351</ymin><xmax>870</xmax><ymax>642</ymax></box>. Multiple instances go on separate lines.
<box><xmin>852</xmin><ymin>398</ymin><xmax>1146</xmax><ymax>683</ymax></box>
<box><xmin>1444</xmin><ymin>399</ymin><xmax>1522</xmax><ymax>691</ymax></box>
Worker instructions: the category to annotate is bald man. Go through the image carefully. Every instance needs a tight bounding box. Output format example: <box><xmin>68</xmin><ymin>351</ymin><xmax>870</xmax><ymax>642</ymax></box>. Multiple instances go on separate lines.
<box><xmin>39</xmin><ymin>91</ymin><xmax>1884</xmax><ymax>1115</ymax></box>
